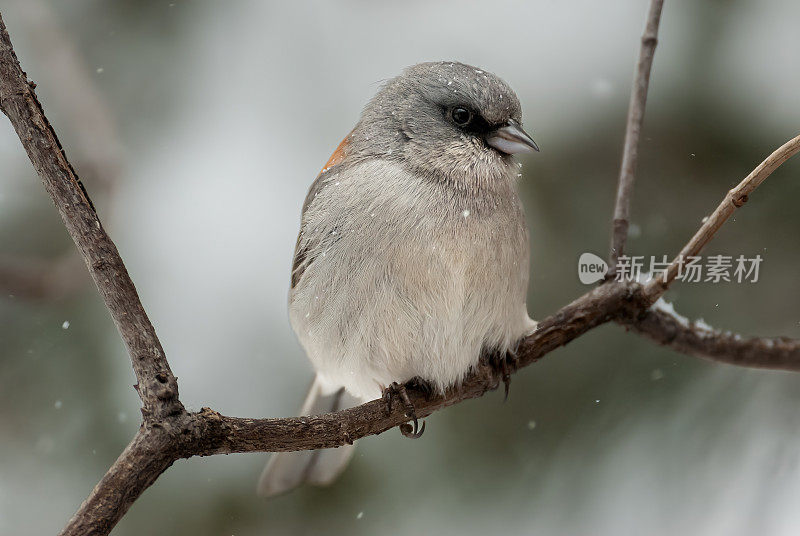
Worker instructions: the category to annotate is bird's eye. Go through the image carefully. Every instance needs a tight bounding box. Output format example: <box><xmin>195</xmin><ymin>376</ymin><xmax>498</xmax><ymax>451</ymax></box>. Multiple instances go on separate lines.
<box><xmin>450</xmin><ymin>107</ymin><xmax>473</xmax><ymax>127</ymax></box>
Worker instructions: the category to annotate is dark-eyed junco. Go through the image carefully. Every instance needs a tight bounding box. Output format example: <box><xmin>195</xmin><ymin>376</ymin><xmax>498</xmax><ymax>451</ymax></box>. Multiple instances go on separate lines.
<box><xmin>258</xmin><ymin>61</ymin><xmax>538</xmax><ymax>496</ymax></box>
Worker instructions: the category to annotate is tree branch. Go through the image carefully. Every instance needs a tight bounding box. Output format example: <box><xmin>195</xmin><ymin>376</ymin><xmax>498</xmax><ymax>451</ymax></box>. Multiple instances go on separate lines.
<box><xmin>609</xmin><ymin>0</ymin><xmax>665</xmax><ymax>272</ymax></box>
<box><xmin>59</xmin><ymin>427</ymin><xmax>176</xmax><ymax>536</ymax></box>
<box><xmin>55</xmin><ymin>281</ymin><xmax>644</xmax><ymax>535</ymax></box>
<box><xmin>621</xmin><ymin>300</ymin><xmax>800</xmax><ymax>371</ymax></box>
<box><xmin>184</xmin><ymin>282</ymin><xmax>642</xmax><ymax>456</ymax></box>
<box><xmin>642</xmin><ymin>133</ymin><xmax>800</xmax><ymax>304</ymax></box>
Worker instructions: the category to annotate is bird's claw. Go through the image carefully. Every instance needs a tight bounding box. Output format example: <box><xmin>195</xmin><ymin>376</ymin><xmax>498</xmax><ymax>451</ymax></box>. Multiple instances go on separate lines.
<box><xmin>400</xmin><ymin>419</ymin><xmax>426</xmax><ymax>439</ymax></box>
<box><xmin>485</xmin><ymin>348</ymin><xmax>519</xmax><ymax>401</ymax></box>
<box><xmin>383</xmin><ymin>381</ymin><xmax>426</xmax><ymax>439</ymax></box>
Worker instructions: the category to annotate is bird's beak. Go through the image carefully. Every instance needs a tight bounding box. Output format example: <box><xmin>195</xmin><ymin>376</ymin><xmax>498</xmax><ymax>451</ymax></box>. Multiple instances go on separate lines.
<box><xmin>485</xmin><ymin>120</ymin><xmax>540</xmax><ymax>154</ymax></box>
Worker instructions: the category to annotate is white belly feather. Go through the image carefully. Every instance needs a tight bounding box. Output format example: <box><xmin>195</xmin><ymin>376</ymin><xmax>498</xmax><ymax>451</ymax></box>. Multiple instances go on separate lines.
<box><xmin>289</xmin><ymin>160</ymin><xmax>533</xmax><ymax>401</ymax></box>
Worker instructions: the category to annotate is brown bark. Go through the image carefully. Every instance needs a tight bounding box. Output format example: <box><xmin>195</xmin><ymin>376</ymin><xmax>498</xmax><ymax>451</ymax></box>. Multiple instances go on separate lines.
<box><xmin>609</xmin><ymin>0</ymin><xmax>665</xmax><ymax>271</ymax></box>
<box><xmin>622</xmin><ymin>305</ymin><xmax>800</xmax><ymax>371</ymax></box>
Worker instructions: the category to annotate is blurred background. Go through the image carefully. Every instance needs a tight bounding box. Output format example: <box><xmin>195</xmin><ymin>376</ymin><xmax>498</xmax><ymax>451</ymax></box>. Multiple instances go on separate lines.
<box><xmin>1</xmin><ymin>0</ymin><xmax>799</xmax><ymax>534</ymax></box>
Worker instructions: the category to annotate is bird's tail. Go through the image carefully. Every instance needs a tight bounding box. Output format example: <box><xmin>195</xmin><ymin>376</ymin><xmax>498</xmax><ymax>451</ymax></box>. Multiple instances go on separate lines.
<box><xmin>257</xmin><ymin>375</ymin><xmax>360</xmax><ymax>497</ymax></box>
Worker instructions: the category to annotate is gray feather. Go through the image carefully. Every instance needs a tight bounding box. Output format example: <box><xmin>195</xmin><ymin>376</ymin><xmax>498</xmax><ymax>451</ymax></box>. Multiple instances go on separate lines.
<box><xmin>291</xmin><ymin>164</ymin><xmax>345</xmax><ymax>289</ymax></box>
<box><xmin>257</xmin><ymin>376</ymin><xmax>359</xmax><ymax>497</ymax></box>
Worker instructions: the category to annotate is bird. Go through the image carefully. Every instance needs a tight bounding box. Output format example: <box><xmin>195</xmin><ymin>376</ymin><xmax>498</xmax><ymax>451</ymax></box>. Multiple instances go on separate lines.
<box><xmin>258</xmin><ymin>61</ymin><xmax>539</xmax><ymax>497</ymax></box>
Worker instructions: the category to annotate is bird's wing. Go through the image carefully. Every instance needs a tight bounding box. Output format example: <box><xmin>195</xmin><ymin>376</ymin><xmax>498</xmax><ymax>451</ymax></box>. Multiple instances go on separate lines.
<box><xmin>291</xmin><ymin>132</ymin><xmax>352</xmax><ymax>289</ymax></box>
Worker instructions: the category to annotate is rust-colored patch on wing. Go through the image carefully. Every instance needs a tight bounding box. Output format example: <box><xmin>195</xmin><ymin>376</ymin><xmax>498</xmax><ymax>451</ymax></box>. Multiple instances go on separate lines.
<box><xmin>320</xmin><ymin>131</ymin><xmax>352</xmax><ymax>174</ymax></box>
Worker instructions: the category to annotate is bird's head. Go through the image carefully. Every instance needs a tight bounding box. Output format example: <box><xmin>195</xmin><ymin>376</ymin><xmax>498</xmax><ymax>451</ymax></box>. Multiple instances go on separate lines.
<box><xmin>350</xmin><ymin>61</ymin><xmax>538</xmax><ymax>188</ymax></box>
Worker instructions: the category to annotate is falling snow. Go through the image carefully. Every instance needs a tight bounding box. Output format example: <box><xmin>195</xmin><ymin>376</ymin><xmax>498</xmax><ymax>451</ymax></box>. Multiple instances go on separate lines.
<box><xmin>650</xmin><ymin>369</ymin><xmax>664</xmax><ymax>381</ymax></box>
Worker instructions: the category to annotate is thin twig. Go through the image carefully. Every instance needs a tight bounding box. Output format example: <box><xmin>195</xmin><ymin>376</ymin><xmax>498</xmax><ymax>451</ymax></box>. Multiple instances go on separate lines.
<box><xmin>609</xmin><ymin>0</ymin><xmax>665</xmax><ymax>272</ymax></box>
<box><xmin>642</xmin><ymin>133</ymin><xmax>800</xmax><ymax>304</ymax></box>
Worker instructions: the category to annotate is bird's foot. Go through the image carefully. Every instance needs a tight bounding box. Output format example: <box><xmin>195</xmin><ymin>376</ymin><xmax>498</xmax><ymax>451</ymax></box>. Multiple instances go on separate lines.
<box><xmin>484</xmin><ymin>348</ymin><xmax>520</xmax><ymax>401</ymax></box>
<box><xmin>383</xmin><ymin>381</ymin><xmax>426</xmax><ymax>439</ymax></box>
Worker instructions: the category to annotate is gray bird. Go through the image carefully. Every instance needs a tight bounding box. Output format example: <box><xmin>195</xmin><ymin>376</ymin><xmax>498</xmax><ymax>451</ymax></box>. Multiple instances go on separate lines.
<box><xmin>258</xmin><ymin>61</ymin><xmax>538</xmax><ymax>496</ymax></box>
